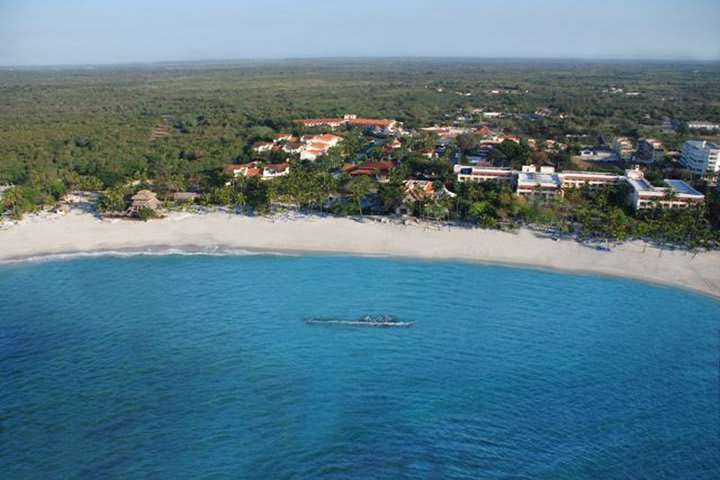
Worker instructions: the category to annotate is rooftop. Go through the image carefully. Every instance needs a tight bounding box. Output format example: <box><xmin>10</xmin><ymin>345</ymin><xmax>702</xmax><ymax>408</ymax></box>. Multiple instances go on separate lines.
<box><xmin>685</xmin><ymin>140</ymin><xmax>720</xmax><ymax>150</ymax></box>
<box><xmin>665</xmin><ymin>179</ymin><xmax>703</xmax><ymax>196</ymax></box>
<box><xmin>518</xmin><ymin>173</ymin><xmax>561</xmax><ymax>188</ymax></box>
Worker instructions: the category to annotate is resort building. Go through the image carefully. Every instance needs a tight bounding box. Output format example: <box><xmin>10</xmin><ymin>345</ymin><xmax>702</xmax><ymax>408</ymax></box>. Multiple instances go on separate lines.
<box><xmin>454</xmin><ymin>165</ymin><xmax>515</xmax><ymax>184</ymax></box>
<box><xmin>612</xmin><ymin>137</ymin><xmax>635</xmax><ymax>161</ymax></box>
<box><xmin>680</xmin><ymin>140</ymin><xmax>720</xmax><ymax>174</ymax></box>
<box><xmin>516</xmin><ymin>165</ymin><xmax>562</xmax><ymax>200</ymax></box>
<box><xmin>635</xmin><ymin>138</ymin><xmax>665</xmax><ymax>164</ymax></box>
<box><xmin>342</xmin><ymin>161</ymin><xmax>395</xmax><ymax>182</ymax></box>
<box><xmin>396</xmin><ymin>180</ymin><xmax>457</xmax><ymax>215</ymax></box>
<box><xmin>420</xmin><ymin>125</ymin><xmax>474</xmax><ymax>138</ymax></box>
<box><xmin>127</xmin><ymin>190</ymin><xmax>159</xmax><ymax>215</ymax></box>
<box><xmin>625</xmin><ymin>167</ymin><xmax>704</xmax><ymax>210</ymax></box>
<box><xmin>385</xmin><ymin>139</ymin><xmax>402</xmax><ymax>150</ymax></box>
<box><xmin>298</xmin><ymin>134</ymin><xmax>344</xmax><ymax>161</ymax></box>
<box><xmin>244</xmin><ymin>132</ymin><xmax>345</xmax><ymax>163</ymax></box>
<box><xmin>273</xmin><ymin>134</ymin><xmax>296</xmax><ymax>142</ymax></box>
<box><xmin>294</xmin><ymin>114</ymin><xmax>398</xmax><ymax>134</ymax></box>
<box><xmin>453</xmin><ymin>164</ymin><xmax>704</xmax><ymax>208</ymax></box>
<box><xmin>579</xmin><ymin>148</ymin><xmax>618</xmax><ymax>162</ymax></box>
<box><xmin>687</xmin><ymin>121</ymin><xmax>720</xmax><ymax>131</ymax></box>
<box><xmin>223</xmin><ymin>162</ymin><xmax>290</xmax><ymax>180</ymax></box>
<box><xmin>252</xmin><ymin>141</ymin><xmax>275</xmax><ymax>153</ymax></box>
<box><xmin>558</xmin><ymin>171</ymin><xmax>624</xmax><ymax>192</ymax></box>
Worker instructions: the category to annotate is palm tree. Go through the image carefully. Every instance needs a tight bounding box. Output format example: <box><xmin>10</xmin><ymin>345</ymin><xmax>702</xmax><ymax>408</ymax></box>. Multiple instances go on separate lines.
<box><xmin>347</xmin><ymin>176</ymin><xmax>373</xmax><ymax>217</ymax></box>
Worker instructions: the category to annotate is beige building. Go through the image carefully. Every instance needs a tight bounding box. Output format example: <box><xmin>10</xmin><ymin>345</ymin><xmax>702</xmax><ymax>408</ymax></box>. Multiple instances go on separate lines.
<box><xmin>558</xmin><ymin>171</ymin><xmax>624</xmax><ymax>192</ymax></box>
<box><xmin>635</xmin><ymin>138</ymin><xmax>665</xmax><ymax>164</ymax></box>
<box><xmin>625</xmin><ymin>167</ymin><xmax>704</xmax><ymax>209</ymax></box>
<box><xmin>454</xmin><ymin>165</ymin><xmax>515</xmax><ymax>184</ymax></box>
<box><xmin>612</xmin><ymin>137</ymin><xmax>635</xmax><ymax>161</ymax></box>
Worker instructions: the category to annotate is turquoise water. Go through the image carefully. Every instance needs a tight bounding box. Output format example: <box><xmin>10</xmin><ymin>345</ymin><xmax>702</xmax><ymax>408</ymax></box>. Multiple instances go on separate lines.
<box><xmin>0</xmin><ymin>254</ymin><xmax>718</xmax><ymax>479</ymax></box>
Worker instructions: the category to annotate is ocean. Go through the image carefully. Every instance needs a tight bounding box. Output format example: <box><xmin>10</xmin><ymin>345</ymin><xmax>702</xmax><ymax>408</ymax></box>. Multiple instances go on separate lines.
<box><xmin>0</xmin><ymin>254</ymin><xmax>718</xmax><ymax>479</ymax></box>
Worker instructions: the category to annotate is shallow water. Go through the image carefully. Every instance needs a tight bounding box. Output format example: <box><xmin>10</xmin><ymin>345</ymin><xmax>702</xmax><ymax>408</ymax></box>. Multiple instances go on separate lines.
<box><xmin>0</xmin><ymin>254</ymin><xmax>718</xmax><ymax>478</ymax></box>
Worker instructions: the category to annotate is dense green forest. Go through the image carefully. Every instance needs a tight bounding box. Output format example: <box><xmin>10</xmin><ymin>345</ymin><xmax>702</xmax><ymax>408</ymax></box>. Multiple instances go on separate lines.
<box><xmin>1</xmin><ymin>60</ymin><xmax>719</xmax><ymax>246</ymax></box>
<box><xmin>2</xmin><ymin>60</ymin><xmax>720</xmax><ymax>186</ymax></box>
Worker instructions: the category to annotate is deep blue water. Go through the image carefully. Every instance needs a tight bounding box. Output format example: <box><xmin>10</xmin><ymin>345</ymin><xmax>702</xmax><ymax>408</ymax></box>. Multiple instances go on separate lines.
<box><xmin>0</xmin><ymin>254</ymin><xmax>718</xmax><ymax>479</ymax></box>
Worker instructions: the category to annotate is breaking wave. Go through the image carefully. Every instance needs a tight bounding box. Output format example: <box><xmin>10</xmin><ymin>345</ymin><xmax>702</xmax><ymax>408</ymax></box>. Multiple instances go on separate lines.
<box><xmin>0</xmin><ymin>247</ymin><xmax>297</xmax><ymax>264</ymax></box>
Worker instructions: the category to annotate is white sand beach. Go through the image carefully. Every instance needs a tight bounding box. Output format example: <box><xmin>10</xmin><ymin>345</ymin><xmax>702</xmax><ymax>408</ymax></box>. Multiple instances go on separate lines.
<box><xmin>1</xmin><ymin>210</ymin><xmax>719</xmax><ymax>300</ymax></box>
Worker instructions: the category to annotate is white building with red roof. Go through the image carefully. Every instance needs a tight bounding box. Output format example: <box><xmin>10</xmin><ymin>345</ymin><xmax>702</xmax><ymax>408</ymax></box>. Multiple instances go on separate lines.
<box><xmin>223</xmin><ymin>161</ymin><xmax>290</xmax><ymax>181</ymax></box>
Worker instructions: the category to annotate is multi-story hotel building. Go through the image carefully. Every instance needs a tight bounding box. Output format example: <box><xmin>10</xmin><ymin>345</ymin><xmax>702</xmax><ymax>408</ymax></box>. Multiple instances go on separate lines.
<box><xmin>680</xmin><ymin>140</ymin><xmax>720</xmax><ymax>174</ymax></box>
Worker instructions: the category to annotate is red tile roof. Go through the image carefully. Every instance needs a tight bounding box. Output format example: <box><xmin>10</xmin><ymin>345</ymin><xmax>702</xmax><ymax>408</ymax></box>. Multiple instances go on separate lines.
<box><xmin>265</xmin><ymin>163</ymin><xmax>290</xmax><ymax>173</ymax></box>
<box><xmin>294</xmin><ymin>118</ymin><xmax>345</xmax><ymax>124</ymax></box>
<box><xmin>348</xmin><ymin>118</ymin><xmax>395</xmax><ymax>126</ymax></box>
<box><xmin>359</xmin><ymin>161</ymin><xmax>394</xmax><ymax>170</ymax></box>
<box><xmin>293</xmin><ymin>117</ymin><xmax>395</xmax><ymax>127</ymax></box>
<box><xmin>314</xmin><ymin>134</ymin><xmax>343</xmax><ymax>142</ymax></box>
<box><xmin>349</xmin><ymin>168</ymin><xmax>378</xmax><ymax>176</ymax></box>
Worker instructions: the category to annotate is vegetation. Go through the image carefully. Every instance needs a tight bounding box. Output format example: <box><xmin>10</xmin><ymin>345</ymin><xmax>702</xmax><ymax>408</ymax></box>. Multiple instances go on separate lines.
<box><xmin>1</xmin><ymin>60</ymin><xmax>719</xmax><ymax>248</ymax></box>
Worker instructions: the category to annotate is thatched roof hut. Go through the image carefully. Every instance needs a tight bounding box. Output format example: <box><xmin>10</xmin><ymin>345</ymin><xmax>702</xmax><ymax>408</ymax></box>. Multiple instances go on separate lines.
<box><xmin>127</xmin><ymin>190</ymin><xmax>159</xmax><ymax>214</ymax></box>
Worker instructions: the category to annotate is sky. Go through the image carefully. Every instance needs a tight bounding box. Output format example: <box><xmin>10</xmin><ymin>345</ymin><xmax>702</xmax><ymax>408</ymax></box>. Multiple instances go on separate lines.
<box><xmin>1</xmin><ymin>0</ymin><xmax>719</xmax><ymax>66</ymax></box>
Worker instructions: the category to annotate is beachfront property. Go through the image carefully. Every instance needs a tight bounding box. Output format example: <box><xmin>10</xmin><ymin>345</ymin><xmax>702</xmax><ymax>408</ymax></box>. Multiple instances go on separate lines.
<box><xmin>294</xmin><ymin>114</ymin><xmax>398</xmax><ymax>134</ymax></box>
<box><xmin>559</xmin><ymin>171</ymin><xmax>624</xmax><ymax>191</ymax></box>
<box><xmin>127</xmin><ymin>190</ymin><xmax>159</xmax><ymax>215</ymax></box>
<box><xmin>223</xmin><ymin>161</ymin><xmax>291</xmax><ymax>180</ymax></box>
<box><xmin>395</xmin><ymin>179</ymin><xmax>457</xmax><ymax>215</ymax></box>
<box><xmin>625</xmin><ymin>167</ymin><xmax>705</xmax><ymax>209</ymax></box>
<box><xmin>455</xmin><ymin>165</ymin><xmax>515</xmax><ymax>184</ymax></box>
<box><xmin>680</xmin><ymin>140</ymin><xmax>720</xmax><ymax>174</ymax></box>
<box><xmin>453</xmin><ymin>164</ymin><xmax>704</xmax><ymax>209</ymax></box>
<box><xmin>634</xmin><ymin>138</ymin><xmax>665</xmax><ymax>164</ymax></box>
<box><xmin>516</xmin><ymin>165</ymin><xmax>563</xmax><ymax>200</ymax></box>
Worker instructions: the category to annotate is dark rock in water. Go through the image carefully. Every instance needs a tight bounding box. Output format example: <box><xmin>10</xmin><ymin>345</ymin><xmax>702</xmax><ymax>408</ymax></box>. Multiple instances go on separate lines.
<box><xmin>305</xmin><ymin>315</ymin><xmax>413</xmax><ymax>327</ymax></box>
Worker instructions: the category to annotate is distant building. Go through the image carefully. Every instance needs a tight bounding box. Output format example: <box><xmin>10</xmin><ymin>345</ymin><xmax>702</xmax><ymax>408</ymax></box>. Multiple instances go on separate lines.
<box><xmin>625</xmin><ymin>167</ymin><xmax>704</xmax><ymax>209</ymax></box>
<box><xmin>612</xmin><ymin>137</ymin><xmax>635</xmax><ymax>161</ymax></box>
<box><xmin>680</xmin><ymin>140</ymin><xmax>720</xmax><ymax>174</ymax></box>
<box><xmin>687</xmin><ymin>121</ymin><xmax>720</xmax><ymax>131</ymax></box>
<box><xmin>252</xmin><ymin>141</ymin><xmax>275</xmax><ymax>153</ymax></box>
<box><xmin>635</xmin><ymin>138</ymin><xmax>665</xmax><ymax>164</ymax></box>
<box><xmin>579</xmin><ymin>148</ymin><xmax>618</xmax><ymax>162</ymax></box>
<box><xmin>294</xmin><ymin>114</ymin><xmax>398</xmax><ymax>133</ymax></box>
<box><xmin>296</xmin><ymin>134</ymin><xmax>344</xmax><ymax>161</ymax></box>
<box><xmin>385</xmin><ymin>139</ymin><xmax>402</xmax><ymax>149</ymax></box>
<box><xmin>273</xmin><ymin>134</ymin><xmax>296</xmax><ymax>142</ymax></box>
<box><xmin>419</xmin><ymin>125</ymin><xmax>473</xmax><ymax>138</ymax></box>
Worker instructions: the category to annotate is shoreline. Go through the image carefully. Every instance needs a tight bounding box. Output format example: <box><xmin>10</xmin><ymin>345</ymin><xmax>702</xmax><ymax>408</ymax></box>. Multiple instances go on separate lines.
<box><xmin>2</xmin><ymin>210</ymin><xmax>720</xmax><ymax>300</ymax></box>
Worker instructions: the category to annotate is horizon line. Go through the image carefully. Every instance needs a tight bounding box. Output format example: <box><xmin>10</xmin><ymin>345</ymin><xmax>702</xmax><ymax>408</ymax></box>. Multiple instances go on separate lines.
<box><xmin>2</xmin><ymin>55</ymin><xmax>720</xmax><ymax>69</ymax></box>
